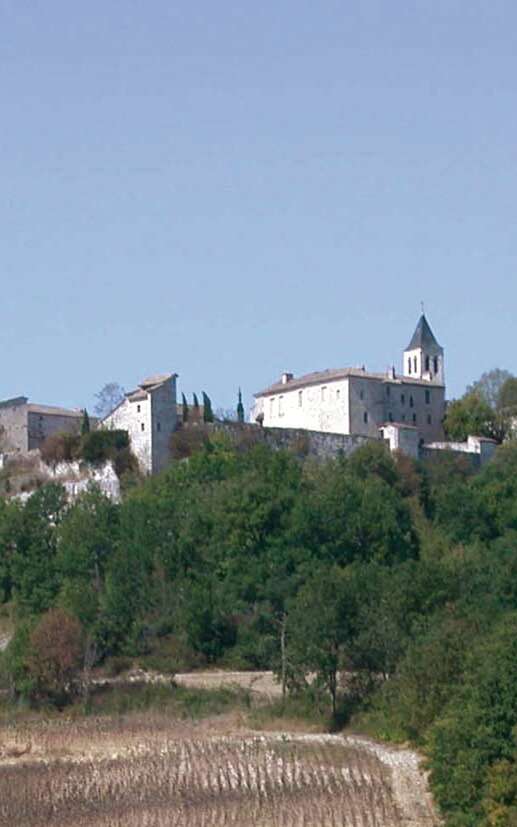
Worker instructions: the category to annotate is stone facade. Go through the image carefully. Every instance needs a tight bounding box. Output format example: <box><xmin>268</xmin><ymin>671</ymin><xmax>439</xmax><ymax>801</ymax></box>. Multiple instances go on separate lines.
<box><xmin>102</xmin><ymin>373</ymin><xmax>178</xmax><ymax>475</ymax></box>
<box><xmin>0</xmin><ymin>396</ymin><xmax>84</xmax><ymax>453</ymax></box>
<box><xmin>253</xmin><ymin>314</ymin><xmax>446</xmax><ymax>445</ymax></box>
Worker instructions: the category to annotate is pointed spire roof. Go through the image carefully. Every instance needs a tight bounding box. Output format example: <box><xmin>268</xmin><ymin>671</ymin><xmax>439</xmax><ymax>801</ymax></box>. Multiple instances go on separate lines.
<box><xmin>406</xmin><ymin>314</ymin><xmax>441</xmax><ymax>351</ymax></box>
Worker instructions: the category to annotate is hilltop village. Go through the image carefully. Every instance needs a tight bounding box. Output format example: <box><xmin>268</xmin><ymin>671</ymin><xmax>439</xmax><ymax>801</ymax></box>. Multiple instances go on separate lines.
<box><xmin>0</xmin><ymin>314</ymin><xmax>497</xmax><ymax>493</ymax></box>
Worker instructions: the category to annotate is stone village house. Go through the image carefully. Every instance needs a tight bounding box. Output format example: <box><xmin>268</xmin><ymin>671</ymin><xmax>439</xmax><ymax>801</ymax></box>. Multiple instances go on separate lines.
<box><xmin>0</xmin><ymin>396</ymin><xmax>86</xmax><ymax>453</ymax></box>
<box><xmin>101</xmin><ymin>373</ymin><xmax>178</xmax><ymax>475</ymax></box>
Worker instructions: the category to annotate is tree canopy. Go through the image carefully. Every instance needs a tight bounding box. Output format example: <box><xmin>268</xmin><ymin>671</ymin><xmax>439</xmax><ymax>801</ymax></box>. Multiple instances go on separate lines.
<box><xmin>2</xmin><ymin>434</ymin><xmax>517</xmax><ymax>823</ymax></box>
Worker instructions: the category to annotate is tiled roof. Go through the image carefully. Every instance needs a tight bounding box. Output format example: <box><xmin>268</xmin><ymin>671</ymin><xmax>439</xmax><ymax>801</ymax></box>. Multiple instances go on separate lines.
<box><xmin>255</xmin><ymin>367</ymin><xmax>444</xmax><ymax>397</ymax></box>
<box><xmin>139</xmin><ymin>373</ymin><xmax>176</xmax><ymax>390</ymax></box>
<box><xmin>27</xmin><ymin>404</ymin><xmax>83</xmax><ymax>418</ymax></box>
<box><xmin>126</xmin><ymin>389</ymin><xmax>147</xmax><ymax>402</ymax></box>
<box><xmin>0</xmin><ymin>396</ymin><xmax>28</xmax><ymax>410</ymax></box>
<box><xmin>406</xmin><ymin>314</ymin><xmax>441</xmax><ymax>351</ymax></box>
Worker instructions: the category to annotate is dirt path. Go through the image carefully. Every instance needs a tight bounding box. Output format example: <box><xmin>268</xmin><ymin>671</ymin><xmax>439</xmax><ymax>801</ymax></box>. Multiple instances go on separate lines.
<box><xmin>175</xmin><ymin>669</ymin><xmax>283</xmax><ymax>699</ymax></box>
<box><xmin>346</xmin><ymin>735</ymin><xmax>439</xmax><ymax>826</ymax></box>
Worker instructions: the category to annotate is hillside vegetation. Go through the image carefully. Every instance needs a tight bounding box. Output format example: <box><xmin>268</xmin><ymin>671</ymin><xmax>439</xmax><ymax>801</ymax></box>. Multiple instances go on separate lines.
<box><xmin>2</xmin><ymin>435</ymin><xmax>517</xmax><ymax>824</ymax></box>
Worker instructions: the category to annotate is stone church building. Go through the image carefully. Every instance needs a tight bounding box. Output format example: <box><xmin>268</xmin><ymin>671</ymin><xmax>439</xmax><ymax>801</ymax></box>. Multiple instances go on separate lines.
<box><xmin>252</xmin><ymin>314</ymin><xmax>446</xmax><ymax>447</ymax></box>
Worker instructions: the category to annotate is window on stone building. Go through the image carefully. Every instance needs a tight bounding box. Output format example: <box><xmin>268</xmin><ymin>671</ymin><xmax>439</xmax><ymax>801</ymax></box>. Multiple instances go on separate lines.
<box><xmin>413</xmin><ymin>356</ymin><xmax>417</xmax><ymax>373</ymax></box>
<box><xmin>137</xmin><ymin>405</ymin><xmax>141</xmax><ymax>413</ymax></box>
<box><xmin>359</xmin><ymin>389</ymin><xmax>364</xmax><ymax>400</ymax></box>
<box><xmin>413</xmin><ymin>413</ymin><xmax>417</xmax><ymax>424</ymax></box>
<box><xmin>363</xmin><ymin>411</ymin><xmax>368</xmax><ymax>424</ymax></box>
<box><xmin>386</xmin><ymin>385</ymin><xmax>391</xmax><ymax>397</ymax></box>
<box><xmin>408</xmin><ymin>359</ymin><xmax>412</xmax><ymax>374</ymax></box>
<box><xmin>141</xmin><ymin>423</ymin><xmax>145</xmax><ymax>431</ymax></box>
<box><xmin>427</xmin><ymin>414</ymin><xmax>432</xmax><ymax>425</ymax></box>
<box><xmin>401</xmin><ymin>394</ymin><xmax>405</xmax><ymax>405</ymax></box>
<box><xmin>270</xmin><ymin>398</ymin><xmax>275</xmax><ymax>417</ymax></box>
<box><xmin>402</xmin><ymin>414</ymin><xmax>406</xmax><ymax>421</ymax></box>
<box><xmin>425</xmin><ymin>356</ymin><xmax>430</xmax><ymax>372</ymax></box>
<box><xmin>425</xmin><ymin>390</ymin><xmax>431</xmax><ymax>404</ymax></box>
<box><xmin>157</xmin><ymin>422</ymin><xmax>161</xmax><ymax>432</ymax></box>
<box><xmin>336</xmin><ymin>389</ymin><xmax>340</xmax><ymax>400</ymax></box>
<box><xmin>298</xmin><ymin>390</ymin><xmax>303</xmax><ymax>407</ymax></box>
<box><xmin>388</xmin><ymin>412</ymin><xmax>393</xmax><ymax>422</ymax></box>
<box><xmin>434</xmin><ymin>356</ymin><xmax>439</xmax><ymax>374</ymax></box>
<box><xmin>321</xmin><ymin>386</ymin><xmax>327</xmax><ymax>402</ymax></box>
<box><xmin>410</xmin><ymin>395</ymin><xmax>414</xmax><ymax>408</ymax></box>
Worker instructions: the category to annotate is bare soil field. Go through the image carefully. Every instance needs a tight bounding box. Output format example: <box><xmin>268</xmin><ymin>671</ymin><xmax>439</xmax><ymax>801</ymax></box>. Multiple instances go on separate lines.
<box><xmin>0</xmin><ymin>710</ymin><xmax>439</xmax><ymax>827</ymax></box>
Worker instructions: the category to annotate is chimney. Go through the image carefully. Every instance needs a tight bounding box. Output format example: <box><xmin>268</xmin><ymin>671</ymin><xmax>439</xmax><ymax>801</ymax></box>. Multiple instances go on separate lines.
<box><xmin>281</xmin><ymin>372</ymin><xmax>293</xmax><ymax>385</ymax></box>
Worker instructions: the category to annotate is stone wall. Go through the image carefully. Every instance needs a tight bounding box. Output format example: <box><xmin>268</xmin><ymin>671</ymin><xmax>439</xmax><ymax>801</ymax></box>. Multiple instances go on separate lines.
<box><xmin>212</xmin><ymin>422</ymin><xmax>375</xmax><ymax>460</ymax></box>
<box><xmin>422</xmin><ymin>436</ymin><xmax>498</xmax><ymax>467</ymax></box>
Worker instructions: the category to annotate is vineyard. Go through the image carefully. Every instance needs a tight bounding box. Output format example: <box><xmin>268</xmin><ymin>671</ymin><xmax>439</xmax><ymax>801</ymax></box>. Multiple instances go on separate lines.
<box><xmin>0</xmin><ymin>717</ymin><xmax>438</xmax><ymax>827</ymax></box>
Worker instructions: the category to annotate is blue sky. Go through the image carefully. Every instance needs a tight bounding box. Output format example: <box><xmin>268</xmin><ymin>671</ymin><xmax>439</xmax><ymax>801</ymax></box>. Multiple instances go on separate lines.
<box><xmin>2</xmin><ymin>1</ymin><xmax>517</xmax><ymax>414</ymax></box>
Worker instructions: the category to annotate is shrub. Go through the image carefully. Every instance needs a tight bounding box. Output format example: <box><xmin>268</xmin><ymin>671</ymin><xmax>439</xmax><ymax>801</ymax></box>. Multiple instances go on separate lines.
<box><xmin>170</xmin><ymin>427</ymin><xmax>210</xmax><ymax>460</ymax></box>
<box><xmin>40</xmin><ymin>432</ymin><xmax>81</xmax><ymax>465</ymax></box>
<box><xmin>103</xmin><ymin>655</ymin><xmax>133</xmax><ymax>677</ymax></box>
<box><xmin>28</xmin><ymin>608</ymin><xmax>84</xmax><ymax>705</ymax></box>
<box><xmin>81</xmin><ymin>430</ymin><xmax>129</xmax><ymax>464</ymax></box>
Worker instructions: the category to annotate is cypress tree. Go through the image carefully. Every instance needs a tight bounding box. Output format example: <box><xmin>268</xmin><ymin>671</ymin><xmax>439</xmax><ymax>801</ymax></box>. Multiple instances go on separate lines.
<box><xmin>237</xmin><ymin>388</ymin><xmax>245</xmax><ymax>423</ymax></box>
<box><xmin>202</xmin><ymin>392</ymin><xmax>214</xmax><ymax>423</ymax></box>
<box><xmin>81</xmin><ymin>409</ymin><xmax>90</xmax><ymax>436</ymax></box>
<box><xmin>193</xmin><ymin>393</ymin><xmax>200</xmax><ymax>413</ymax></box>
<box><xmin>182</xmin><ymin>393</ymin><xmax>189</xmax><ymax>423</ymax></box>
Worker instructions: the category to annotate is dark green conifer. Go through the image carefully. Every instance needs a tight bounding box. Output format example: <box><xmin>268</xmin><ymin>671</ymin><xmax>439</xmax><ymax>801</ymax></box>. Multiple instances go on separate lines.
<box><xmin>237</xmin><ymin>388</ymin><xmax>245</xmax><ymax>423</ymax></box>
<box><xmin>81</xmin><ymin>409</ymin><xmax>90</xmax><ymax>436</ymax></box>
<box><xmin>202</xmin><ymin>392</ymin><xmax>214</xmax><ymax>423</ymax></box>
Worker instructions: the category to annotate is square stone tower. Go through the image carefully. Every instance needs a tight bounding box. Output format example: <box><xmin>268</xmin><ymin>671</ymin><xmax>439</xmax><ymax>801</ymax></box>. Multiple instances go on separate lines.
<box><xmin>403</xmin><ymin>314</ymin><xmax>444</xmax><ymax>385</ymax></box>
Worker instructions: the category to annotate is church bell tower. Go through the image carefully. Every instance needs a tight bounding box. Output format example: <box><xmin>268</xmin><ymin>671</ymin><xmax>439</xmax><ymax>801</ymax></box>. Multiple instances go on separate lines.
<box><xmin>403</xmin><ymin>314</ymin><xmax>445</xmax><ymax>385</ymax></box>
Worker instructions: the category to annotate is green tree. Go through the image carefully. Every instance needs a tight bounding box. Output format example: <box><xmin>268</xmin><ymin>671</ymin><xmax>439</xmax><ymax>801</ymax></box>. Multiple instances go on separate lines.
<box><xmin>202</xmin><ymin>392</ymin><xmax>214</xmax><ymax>423</ymax></box>
<box><xmin>498</xmin><ymin>377</ymin><xmax>517</xmax><ymax>418</ymax></box>
<box><xmin>56</xmin><ymin>488</ymin><xmax>118</xmax><ymax>630</ymax></box>
<box><xmin>467</xmin><ymin>369</ymin><xmax>513</xmax><ymax>410</ymax></box>
<box><xmin>237</xmin><ymin>388</ymin><xmax>245</xmax><ymax>423</ymax></box>
<box><xmin>181</xmin><ymin>392</ymin><xmax>189</xmax><ymax>423</ymax></box>
<box><xmin>10</xmin><ymin>485</ymin><xmax>68</xmax><ymax>614</ymax></box>
<box><xmin>288</xmin><ymin>567</ymin><xmax>354</xmax><ymax>715</ymax></box>
<box><xmin>444</xmin><ymin>392</ymin><xmax>496</xmax><ymax>442</ymax></box>
<box><xmin>427</xmin><ymin>613</ymin><xmax>517</xmax><ymax>821</ymax></box>
<box><xmin>80</xmin><ymin>409</ymin><xmax>90</xmax><ymax>435</ymax></box>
